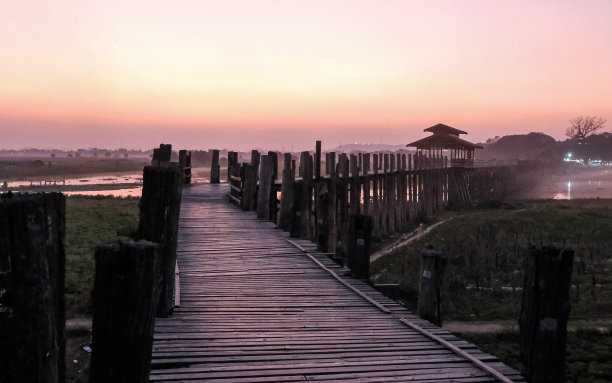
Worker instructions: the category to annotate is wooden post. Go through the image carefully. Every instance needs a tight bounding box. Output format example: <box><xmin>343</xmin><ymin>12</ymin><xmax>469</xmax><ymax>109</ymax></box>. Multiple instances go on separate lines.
<box><xmin>278</xmin><ymin>166</ymin><xmax>295</xmax><ymax>231</ymax></box>
<box><xmin>240</xmin><ymin>164</ymin><xmax>257</xmax><ymax>211</ymax></box>
<box><xmin>315</xmin><ymin>140</ymin><xmax>322</xmax><ymax>180</ymax></box>
<box><xmin>137</xmin><ymin>165</ymin><xmax>182</xmax><ymax>318</ymax></box>
<box><xmin>0</xmin><ymin>193</ymin><xmax>65</xmax><ymax>383</ymax></box>
<box><xmin>90</xmin><ymin>241</ymin><xmax>160</xmax><ymax>383</ymax></box>
<box><xmin>179</xmin><ymin>149</ymin><xmax>188</xmax><ymax>182</ymax></box>
<box><xmin>418</xmin><ymin>246</ymin><xmax>447</xmax><ymax>326</ymax></box>
<box><xmin>362</xmin><ymin>153</ymin><xmax>370</xmax><ymax>175</ymax></box>
<box><xmin>300</xmin><ymin>152</ymin><xmax>313</xmax><ymax>238</ymax></box>
<box><xmin>256</xmin><ymin>155</ymin><xmax>274</xmax><ymax>220</ymax></box>
<box><xmin>251</xmin><ymin>150</ymin><xmax>261</xmax><ymax>172</ymax></box>
<box><xmin>328</xmin><ymin>152</ymin><xmax>336</xmax><ymax>179</ymax></box>
<box><xmin>152</xmin><ymin>143</ymin><xmax>172</xmax><ymax>166</ymax></box>
<box><xmin>520</xmin><ymin>247</ymin><xmax>574</xmax><ymax>383</ymax></box>
<box><xmin>348</xmin><ymin>214</ymin><xmax>372</xmax><ymax>279</ymax></box>
<box><xmin>267</xmin><ymin>151</ymin><xmax>278</xmax><ymax>180</ymax></box>
<box><xmin>363</xmin><ymin>174</ymin><xmax>370</xmax><ymax>216</ymax></box>
<box><xmin>289</xmin><ymin>180</ymin><xmax>304</xmax><ymax>238</ymax></box>
<box><xmin>349</xmin><ymin>154</ymin><xmax>359</xmax><ymax>215</ymax></box>
<box><xmin>388</xmin><ymin>160</ymin><xmax>396</xmax><ymax>234</ymax></box>
<box><xmin>283</xmin><ymin>153</ymin><xmax>292</xmax><ymax>171</ymax></box>
<box><xmin>372</xmin><ymin>154</ymin><xmax>379</xmax><ymax>235</ymax></box>
<box><xmin>210</xmin><ymin>149</ymin><xmax>220</xmax><ymax>184</ymax></box>
<box><xmin>400</xmin><ymin>154</ymin><xmax>408</xmax><ymax>230</ymax></box>
<box><xmin>185</xmin><ymin>151</ymin><xmax>192</xmax><ymax>184</ymax></box>
<box><xmin>227</xmin><ymin>151</ymin><xmax>238</xmax><ymax>182</ymax></box>
<box><xmin>315</xmin><ymin>178</ymin><xmax>331</xmax><ymax>251</ymax></box>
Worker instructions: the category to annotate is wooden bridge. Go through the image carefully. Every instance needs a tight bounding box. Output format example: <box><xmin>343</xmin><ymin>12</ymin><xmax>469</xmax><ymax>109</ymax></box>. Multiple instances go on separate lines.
<box><xmin>148</xmin><ymin>183</ymin><xmax>525</xmax><ymax>382</ymax></box>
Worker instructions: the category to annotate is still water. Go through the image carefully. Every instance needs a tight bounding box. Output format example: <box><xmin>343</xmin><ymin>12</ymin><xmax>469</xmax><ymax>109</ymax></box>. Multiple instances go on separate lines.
<box><xmin>531</xmin><ymin>169</ymin><xmax>612</xmax><ymax>199</ymax></box>
<box><xmin>7</xmin><ymin>171</ymin><xmax>211</xmax><ymax>198</ymax></box>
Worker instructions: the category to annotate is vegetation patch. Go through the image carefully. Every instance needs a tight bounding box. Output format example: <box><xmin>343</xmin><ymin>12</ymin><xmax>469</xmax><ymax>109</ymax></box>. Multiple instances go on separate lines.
<box><xmin>371</xmin><ymin>199</ymin><xmax>612</xmax><ymax>321</ymax></box>
<box><xmin>65</xmin><ymin>195</ymin><xmax>139</xmax><ymax>317</ymax></box>
<box><xmin>458</xmin><ymin>330</ymin><xmax>612</xmax><ymax>383</ymax></box>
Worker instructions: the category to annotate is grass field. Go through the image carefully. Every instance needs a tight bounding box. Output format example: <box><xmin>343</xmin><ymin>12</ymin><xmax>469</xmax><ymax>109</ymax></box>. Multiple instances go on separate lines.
<box><xmin>371</xmin><ymin>198</ymin><xmax>612</xmax><ymax>382</ymax></box>
<box><xmin>459</xmin><ymin>330</ymin><xmax>612</xmax><ymax>383</ymax></box>
<box><xmin>65</xmin><ymin>195</ymin><xmax>140</xmax><ymax>317</ymax></box>
<box><xmin>371</xmin><ymin>198</ymin><xmax>612</xmax><ymax>321</ymax></box>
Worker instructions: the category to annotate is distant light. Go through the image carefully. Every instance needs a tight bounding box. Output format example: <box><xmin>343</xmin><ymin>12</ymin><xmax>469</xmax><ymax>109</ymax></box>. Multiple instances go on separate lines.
<box><xmin>567</xmin><ymin>153</ymin><xmax>572</xmax><ymax>158</ymax></box>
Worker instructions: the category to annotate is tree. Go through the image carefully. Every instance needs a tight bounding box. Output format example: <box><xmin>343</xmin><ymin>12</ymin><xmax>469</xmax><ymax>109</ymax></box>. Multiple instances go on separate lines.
<box><xmin>566</xmin><ymin>116</ymin><xmax>606</xmax><ymax>140</ymax></box>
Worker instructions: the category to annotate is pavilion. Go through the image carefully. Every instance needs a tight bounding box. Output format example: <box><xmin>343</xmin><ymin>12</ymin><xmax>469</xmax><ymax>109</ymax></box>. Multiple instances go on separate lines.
<box><xmin>407</xmin><ymin>123</ymin><xmax>483</xmax><ymax>167</ymax></box>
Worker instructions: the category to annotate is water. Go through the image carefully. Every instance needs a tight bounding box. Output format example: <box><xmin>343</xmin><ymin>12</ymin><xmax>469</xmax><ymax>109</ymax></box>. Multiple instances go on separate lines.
<box><xmin>3</xmin><ymin>170</ymin><xmax>212</xmax><ymax>198</ymax></box>
<box><xmin>6</xmin><ymin>174</ymin><xmax>142</xmax><ymax>188</ymax></box>
<box><xmin>532</xmin><ymin>169</ymin><xmax>612</xmax><ymax>199</ymax></box>
<box><xmin>63</xmin><ymin>187</ymin><xmax>142</xmax><ymax>198</ymax></box>
<box><xmin>3</xmin><ymin>173</ymin><xmax>143</xmax><ymax>198</ymax></box>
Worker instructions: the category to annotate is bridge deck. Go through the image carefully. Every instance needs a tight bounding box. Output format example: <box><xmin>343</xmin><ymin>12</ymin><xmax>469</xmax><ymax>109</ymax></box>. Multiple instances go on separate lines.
<box><xmin>149</xmin><ymin>184</ymin><xmax>525</xmax><ymax>382</ymax></box>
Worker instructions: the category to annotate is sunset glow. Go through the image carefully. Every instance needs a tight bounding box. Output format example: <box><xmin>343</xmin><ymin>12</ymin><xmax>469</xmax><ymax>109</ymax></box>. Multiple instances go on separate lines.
<box><xmin>1</xmin><ymin>0</ymin><xmax>611</xmax><ymax>150</ymax></box>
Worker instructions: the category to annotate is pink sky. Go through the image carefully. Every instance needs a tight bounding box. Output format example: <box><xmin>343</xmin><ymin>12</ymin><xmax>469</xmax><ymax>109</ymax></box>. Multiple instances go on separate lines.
<box><xmin>1</xmin><ymin>0</ymin><xmax>611</xmax><ymax>151</ymax></box>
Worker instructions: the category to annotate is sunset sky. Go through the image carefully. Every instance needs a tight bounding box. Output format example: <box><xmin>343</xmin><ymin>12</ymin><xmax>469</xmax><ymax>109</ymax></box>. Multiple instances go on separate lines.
<box><xmin>1</xmin><ymin>0</ymin><xmax>611</xmax><ymax>151</ymax></box>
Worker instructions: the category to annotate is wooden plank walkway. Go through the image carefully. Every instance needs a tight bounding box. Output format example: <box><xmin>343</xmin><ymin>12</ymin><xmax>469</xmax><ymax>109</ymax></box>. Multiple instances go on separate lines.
<box><xmin>150</xmin><ymin>183</ymin><xmax>525</xmax><ymax>382</ymax></box>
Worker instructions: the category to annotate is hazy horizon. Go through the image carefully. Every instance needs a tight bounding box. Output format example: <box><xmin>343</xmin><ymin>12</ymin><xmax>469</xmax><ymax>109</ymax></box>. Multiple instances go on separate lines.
<box><xmin>2</xmin><ymin>1</ymin><xmax>611</xmax><ymax>152</ymax></box>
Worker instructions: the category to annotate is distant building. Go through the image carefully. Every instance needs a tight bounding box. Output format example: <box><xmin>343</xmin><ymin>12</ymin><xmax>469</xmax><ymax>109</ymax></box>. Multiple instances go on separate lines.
<box><xmin>406</xmin><ymin>123</ymin><xmax>482</xmax><ymax>167</ymax></box>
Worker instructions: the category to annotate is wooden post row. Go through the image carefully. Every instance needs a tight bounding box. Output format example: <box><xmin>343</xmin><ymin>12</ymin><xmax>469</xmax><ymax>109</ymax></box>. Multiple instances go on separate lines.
<box><xmin>0</xmin><ymin>193</ymin><xmax>66</xmax><ymax>383</ymax></box>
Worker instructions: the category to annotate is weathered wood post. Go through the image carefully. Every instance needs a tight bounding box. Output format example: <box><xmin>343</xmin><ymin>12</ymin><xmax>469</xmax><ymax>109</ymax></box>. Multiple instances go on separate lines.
<box><xmin>363</xmin><ymin>153</ymin><xmax>371</xmax><ymax>215</ymax></box>
<box><xmin>0</xmin><ymin>193</ymin><xmax>65</xmax><ymax>383</ymax></box>
<box><xmin>138</xmin><ymin>165</ymin><xmax>182</xmax><ymax>317</ymax></box>
<box><xmin>251</xmin><ymin>150</ymin><xmax>261</xmax><ymax>174</ymax></box>
<box><xmin>151</xmin><ymin>143</ymin><xmax>172</xmax><ymax>166</ymax></box>
<box><xmin>256</xmin><ymin>155</ymin><xmax>275</xmax><ymax>220</ymax></box>
<box><xmin>328</xmin><ymin>152</ymin><xmax>336</xmax><ymax>179</ymax></box>
<box><xmin>520</xmin><ymin>246</ymin><xmax>574</xmax><ymax>383</ymax></box>
<box><xmin>284</xmin><ymin>152</ymin><xmax>292</xmax><ymax>170</ymax></box>
<box><xmin>240</xmin><ymin>164</ymin><xmax>257</xmax><ymax>211</ymax></box>
<box><xmin>349</xmin><ymin>154</ymin><xmax>360</xmax><ymax>215</ymax></box>
<box><xmin>179</xmin><ymin>149</ymin><xmax>187</xmax><ymax>181</ymax></box>
<box><xmin>335</xmin><ymin>154</ymin><xmax>350</xmax><ymax>265</ymax></box>
<box><xmin>315</xmin><ymin>140</ymin><xmax>322</xmax><ymax>180</ymax></box>
<box><xmin>210</xmin><ymin>149</ymin><xmax>220</xmax><ymax>184</ymax></box>
<box><xmin>90</xmin><ymin>241</ymin><xmax>160</xmax><ymax>383</ymax></box>
<box><xmin>297</xmin><ymin>151</ymin><xmax>313</xmax><ymax>239</ymax></box>
<box><xmin>348</xmin><ymin>214</ymin><xmax>372</xmax><ymax>279</ymax></box>
<box><xmin>278</xmin><ymin>154</ymin><xmax>294</xmax><ymax>231</ymax></box>
<box><xmin>289</xmin><ymin>180</ymin><xmax>304</xmax><ymax>238</ymax></box>
<box><xmin>417</xmin><ymin>246</ymin><xmax>447</xmax><ymax>326</ymax></box>
<box><xmin>372</xmin><ymin>154</ymin><xmax>379</xmax><ymax>235</ymax></box>
<box><xmin>227</xmin><ymin>151</ymin><xmax>238</xmax><ymax>182</ymax></box>
<box><xmin>315</xmin><ymin>178</ymin><xmax>331</xmax><ymax>251</ymax></box>
<box><xmin>267</xmin><ymin>152</ymin><xmax>279</xmax><ymax>222</ymax></box>
<box><xmin>185</xmin><ymin>151</ymin><xmax>192</xmax><ymax>184</ymax></box>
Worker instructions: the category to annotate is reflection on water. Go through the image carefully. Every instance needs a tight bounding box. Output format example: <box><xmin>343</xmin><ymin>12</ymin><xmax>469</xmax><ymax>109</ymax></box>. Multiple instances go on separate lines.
<box><xmin>535</xmin><ymin>169</ymin><xmax>612</xmax><ymax>199</ymax></box>
<box><xmin>3</xmin><ymin>173</ymin><xmax>144</xmax><ymax>198</ymax></box>
<box><xmin>6</xmin><ymin>174</ymin><xmax>143</xmax><ymax>188</ymax></box>
<box><xmin>64</xmin><ymin>187</ymin><xmax>142</xmax><ymax>198</ymax></box>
